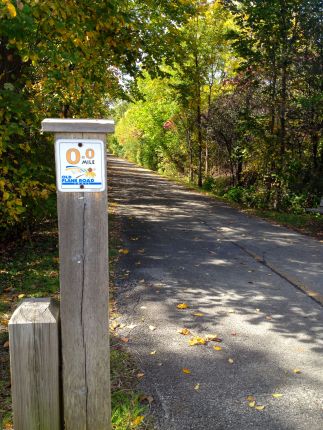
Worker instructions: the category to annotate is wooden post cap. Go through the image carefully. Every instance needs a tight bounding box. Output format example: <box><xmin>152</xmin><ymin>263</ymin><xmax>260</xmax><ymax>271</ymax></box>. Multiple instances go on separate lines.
<box><xmin>41</xmin><ymin>119</ymin><xmax>115</xmax><ymax>133</ymax></box>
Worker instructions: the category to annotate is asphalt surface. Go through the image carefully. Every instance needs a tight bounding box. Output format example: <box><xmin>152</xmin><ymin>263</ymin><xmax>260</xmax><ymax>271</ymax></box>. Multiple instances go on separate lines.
<box><xmin>108</xmin><ymin>156</ymin><xmax>323</xmax><ymax>430</ymax></box>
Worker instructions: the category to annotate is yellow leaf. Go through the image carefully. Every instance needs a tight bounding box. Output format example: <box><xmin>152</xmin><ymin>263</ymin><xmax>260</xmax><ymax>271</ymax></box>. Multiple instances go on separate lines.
<box><xmin>194</xmin><ymin>383</ymin><xmax>200</xmax><ymax>391</ymax></box>
<box><xmin>131</xmin><ymin>415</ymin><xmax>144</xmax><ymax>426</ymax></box>
<box><xmin>119</xmin><ymin>248</ymin><xmax>129</xmax><ymax>255</ymax></box>
<box><xmin>177</xmin><ymin>303</ymin><xmax>189</xmax><ymax>309</ymax></box>
<box><xmin>213</xmin><ymin>346</ymin><xmax>222</xmax><ymax>351</ymax></box>
<box><xmin>255</xmin><ymin>405</ymin><xmax>265</xmax><ymax>411</ymax></box>
<box><xmin>182</xmin><ymin>368</ymin><xmax>191</xmax><ymax>374</ymax></box>
<box><xmin>272</xmin><ymin>393</ymin><xmax>283</xmax><ymax>398</ymax></box>
<box><xmin>150</xmin><ymin>350</ymin><xmax>156</xmax><ymax>355</ymax></box>
<box><xmin>18</xmin><ymin>294</ymin><xmax>25</xmax><ymax>299</ymax></box>
<box><xmin>137</xmin><ymin>372</ymin><xmax>145</xmax><ymax>378</ymax></box>
<box><xmin>178</xmin><ymin>328</ymin><xmax>190</xmax><ymax>335</ymax></box>
<box><xmin>293</xmin><ymin>369</ymin><xmax>301</xmax><ymax>374</ymax></box>
<box><xmin>246</xmin><ymin>395</ymin><xmax>255</xmax><ymax>402</ymax></box>
<box><xmin>205</xmin><ymin>334</ymin><xmax>218</xmax><ymax>341</ymax></box>
<box><xmin>189</xmin><ymin>337</ymin><xmax>206</xmax><ymax>346</ymax></box>
<box><xmin>7</xmin><ymin>3</ymin><xmax>17</xmax><ymax>18</ymax></box>
<box><xmin>228</xmin><ymin>358</ymin><xmax>234</xmax><ymax>364</ymax></box>
<box><xmin>248</xmin><ymin>401</ymin><xmax>256</xmax><ymax>408</ymax></box>
<box><xmin>149</xmin><ymin>325</ymin><xmax>156</xmax><ymax>331</ymax></box>
<box><xmin>193</xmin><ymin>312</ymin><xmax>204</xmax><ymax>317</ymax></box>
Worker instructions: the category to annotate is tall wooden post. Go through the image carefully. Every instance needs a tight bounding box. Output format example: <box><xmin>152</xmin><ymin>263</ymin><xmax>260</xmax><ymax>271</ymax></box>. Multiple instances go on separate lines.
<box><xmin>42</xmin><ymin>119</ymin><xmax>114</xmax><ymax>429</ymax></box>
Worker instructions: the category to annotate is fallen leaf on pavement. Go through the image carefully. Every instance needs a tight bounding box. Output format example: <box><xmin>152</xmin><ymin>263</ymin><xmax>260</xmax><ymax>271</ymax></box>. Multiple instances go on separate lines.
<box><xmin>120</xmin><ymin>337</ymin><xmax>129</xmax><ymax>343</ymax></box>
<box><xmin>150</xmin><ymin>351</ymin><xmax>156</xmax><ymax>355</ymax></box>
<box><xmin>18</xmin><ymin>294</ymin><xmax>25</xmax><ymax>299</ymax></box>
<box><xmin>127</xmin><ymin>323</ymin><xmax>137</xmax><ymax>329</ymax></box>
<box><xmin>182</xmin><ymin>368</ymin><xmax>191</xmax><ymax>374</ymax></box>
<box><xmin>248</xmin><ymin>401</ymin><xmax>256</xmax><ymax>408</ymax></box>
<box><xmin>149</xmin><ymin>325</ymin><xmax>156</xmax><ymax>331</ymax></box>
<box><xmin>293</xmin><ymin>369</ymin><xmax>301</xmax><ymax>374</ymax></box>
<box><xmin>110</xmin><ymin>321</ymin><xmax>120</xmax><ymax>331</ymax></box>
<box><xmin>177</xmin><ymin>303</ymin><xmax>189</xmax><ymax>309</ymax></box>
<box><xmin>231</xmin><ymin>332</ymin><xmax>237</xmax><ymax>336</ymax></box>
<box><xmin>137</xmin><ymin>373</ymin><xmax>145</xmax><ymax>378</ymax></box>
<box><xmin>139</xmin><ymin>394</ymin><xmax>154</xmax><ymax>405</ymax></box>
<box><xmin>228</xmin><ymin>309</ymin><xmax>235</xmax><ymax>313</ymax></box>
<box><xmin>272</xmin><ymin>393</ymin><xmax>283</xmax><ymax>398</ymax></box>
<box><xmin>178</xmin><ymin>328</ymin><xmax>191</xmax><ymax>335</ymax></box>
<box><xmin>194</xmin><ymin>383</ymin><xmax>200</xmax><ymax>391</ymax></box>
<box><xmin>213</xmin><ymin>346</ymin><xmax>222</xmax><ymax>351</ymax></box>
<box><xmin>255</xmin><ymin>405</ymin><xmax>265</xmax><ymax>411</ymax></box>
<box><xmin>193</xmin><ymin>312</ymin><xmax>204</xmax><ymax>317</ymax></box>
<box><xmin>189</xmin><ymin>337</ymin><xmax>206</xmax><ymax>346</ymax></box>
<box><xmin>228</xmin><ymin>358</ymin><xmax>234</xmax><ymax>364</ymax></box>
<box><xmin>119</xmin><ymin>248</ymin><xmax>129</xmax><ymax>255</ymax></box>
<box><xmin>131</xmin><ymin>415</ymin><xmax>144</xmax><ymax>426</ymax></box>
<box><xmin>205</xmin><ymin>334</ymin><xmax>219</xmax><ymax>341</ymax></box>
<box><xmin>246</xmin><ymin>395</ymin><xmax>255</xmax><ymax>402</ymax></box>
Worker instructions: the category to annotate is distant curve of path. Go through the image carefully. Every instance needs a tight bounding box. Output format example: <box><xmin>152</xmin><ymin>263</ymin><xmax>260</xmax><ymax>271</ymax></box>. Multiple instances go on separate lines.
<box><xmin>108</xmin><ymin>155</ymin><xmax>323</xmax><ymax>430</ymax></box>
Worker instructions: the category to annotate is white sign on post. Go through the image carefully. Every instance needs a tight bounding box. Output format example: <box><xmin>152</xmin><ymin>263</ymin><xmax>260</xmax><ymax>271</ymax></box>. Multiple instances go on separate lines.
<box><xmin>55</xmin><ymin>139</ymin><xmax>106</xmax><ymax>192</ymax></box>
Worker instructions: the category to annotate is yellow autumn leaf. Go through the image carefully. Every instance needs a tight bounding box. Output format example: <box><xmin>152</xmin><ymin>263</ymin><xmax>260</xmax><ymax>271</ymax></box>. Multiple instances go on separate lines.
<box><xmin>255</xmin><ymin>405</ymin><xmax>265</xmax><ymax>411</ymax></box>
<box><xmin>150</xmin><ymin>350</ymin><xmax>156</xmax><ymax>355</ymax></box>
<box><xmin>7</xmin><ymin>3</ymin><xmax>17</xmax><ymax>18</ymax></box>
<box><xmin>246</xmin><ymin>395</ymin><xmax>255</xmax><ymax>402</ymax></box>
<box><xmin>293</xmin><ymin>369</ymin><xmax>301</xmax><ymax>374</ymax></box>
<box><xmin>205</xmin><ymin>334</ymin><xmax>218</xmax><ymax>341</ymax></box>
<box><xmin>193</xmin><ymin>312</ymin><xmax>204</xmax><ymax>317</ymax></box>
<box><xmin>213</xmin><ymin>346</ymin><xmax>222</xmax><ymax>351</ymax></box>
<box><xmin>189</xmin><ymin>337</ymin><xmax>206</xmax><ymax>346</ymax></box>
<box><xmin>194</xmin><ymin>383</ymin><xmax>200</xmax><ymax>391</ymax></box>
<box><xmin>228</xmin><ymin>358</ymin><xmax>234</xmax><ymax>364</ymax></box>
<box><xmin>18</xmin><ymin>294</ymin><xmax>25</xmax><ymax>299</ymax></box>
<box><xmin>272</xmin><ymin>393</ymin><xmax>283</xmax><ymax>398</ymax></box>
<box><xmin>177</xmin><ymin>303</ymin><xmax>189</xmax><ymax>309</ymax></box>
<box><xmin>131</xmin><ymin>415</ymin><xmax>144</xmax><ymax>426</ymax></box>
<box><xmin>248</xmin><ymin>401</ymin><xmax>256</xmax><ymax>408</ymax></box>
<box><xmin>119</xmin><ymin>248</ymin><xmax>129</xmax><ymax>255</ymax></box>
<box><xmin>182</xmin><ymin>368</ymin><xmax>191</xmax><ymax>374</ymax></box>
<box><xmin>178</xmin><ymin>328</ymin><xmax>190</xmax><ymax>335</ymax></box>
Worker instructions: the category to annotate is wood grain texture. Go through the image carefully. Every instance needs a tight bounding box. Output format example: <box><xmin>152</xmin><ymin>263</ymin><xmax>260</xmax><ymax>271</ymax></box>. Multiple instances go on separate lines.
<box><xmin>9</xmin><ymin>298</ymin><xmax>61</xmax><ymax>430</ymax></box>
<box><xmin>56</xmin><ymin>131</ymin><xmax>111</xmax><ymax>429</ymax></box>
<box><xmin>42</xmin><ymin>119</ymin><xmax>114</xmax><ymax>133</ymax></box>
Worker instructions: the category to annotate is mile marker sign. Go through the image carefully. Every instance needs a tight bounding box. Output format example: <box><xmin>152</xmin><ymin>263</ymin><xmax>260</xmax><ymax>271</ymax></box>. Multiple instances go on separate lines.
<box><xmin>55</xmin><ymin>139</ymin><xmax>106</xmax><ymax>192</ymax></box>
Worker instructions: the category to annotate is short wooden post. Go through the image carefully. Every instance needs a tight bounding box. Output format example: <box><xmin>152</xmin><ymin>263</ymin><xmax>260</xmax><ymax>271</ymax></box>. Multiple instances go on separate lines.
<box><xmin>42</xmin><ymin>119</ymin><xmax>114</xmax><ymax>429</ymax></box>
<box><xmin>9</xmin><ymin>298</ymin><xmax>61</xmax><ymax>430</ymax></box>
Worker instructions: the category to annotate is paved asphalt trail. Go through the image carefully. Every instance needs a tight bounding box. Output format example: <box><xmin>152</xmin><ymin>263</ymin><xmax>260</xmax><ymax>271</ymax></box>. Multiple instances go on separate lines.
<box><xmin>108</xmin><ymin>156</ymin><xmax>323</xmax><ymax>430</ymax></box>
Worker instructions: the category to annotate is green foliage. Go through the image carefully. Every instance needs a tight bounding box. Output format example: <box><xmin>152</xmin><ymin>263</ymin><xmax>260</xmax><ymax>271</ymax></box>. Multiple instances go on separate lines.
<box><xmin>114</xmin><ymin>0</ymin><xmax>322</xmax><ymax>213</ymax></box>
<box><xmin>115</xmin><ymin>74</ymin><xmax>185</xmax><ymax>172</ymax></box>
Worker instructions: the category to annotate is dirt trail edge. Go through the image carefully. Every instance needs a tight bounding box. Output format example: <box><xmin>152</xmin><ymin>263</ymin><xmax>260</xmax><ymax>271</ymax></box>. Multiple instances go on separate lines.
<box><xmin>108</xmin><ymin>155</ymin><xmax>323</xmax><ymax>430</ymax></box>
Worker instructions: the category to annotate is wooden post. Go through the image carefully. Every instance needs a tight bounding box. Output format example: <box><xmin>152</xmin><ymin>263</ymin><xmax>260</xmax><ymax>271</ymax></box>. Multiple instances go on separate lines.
<box><xmin>42</xmin><ymin>119</ymin><xmax>114</xmax><ymax>429</ymax></box>
<box><xmin>9</xmin><ymin>298</ymin><xmax>61</xmax><ymax>430</ymax></box>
